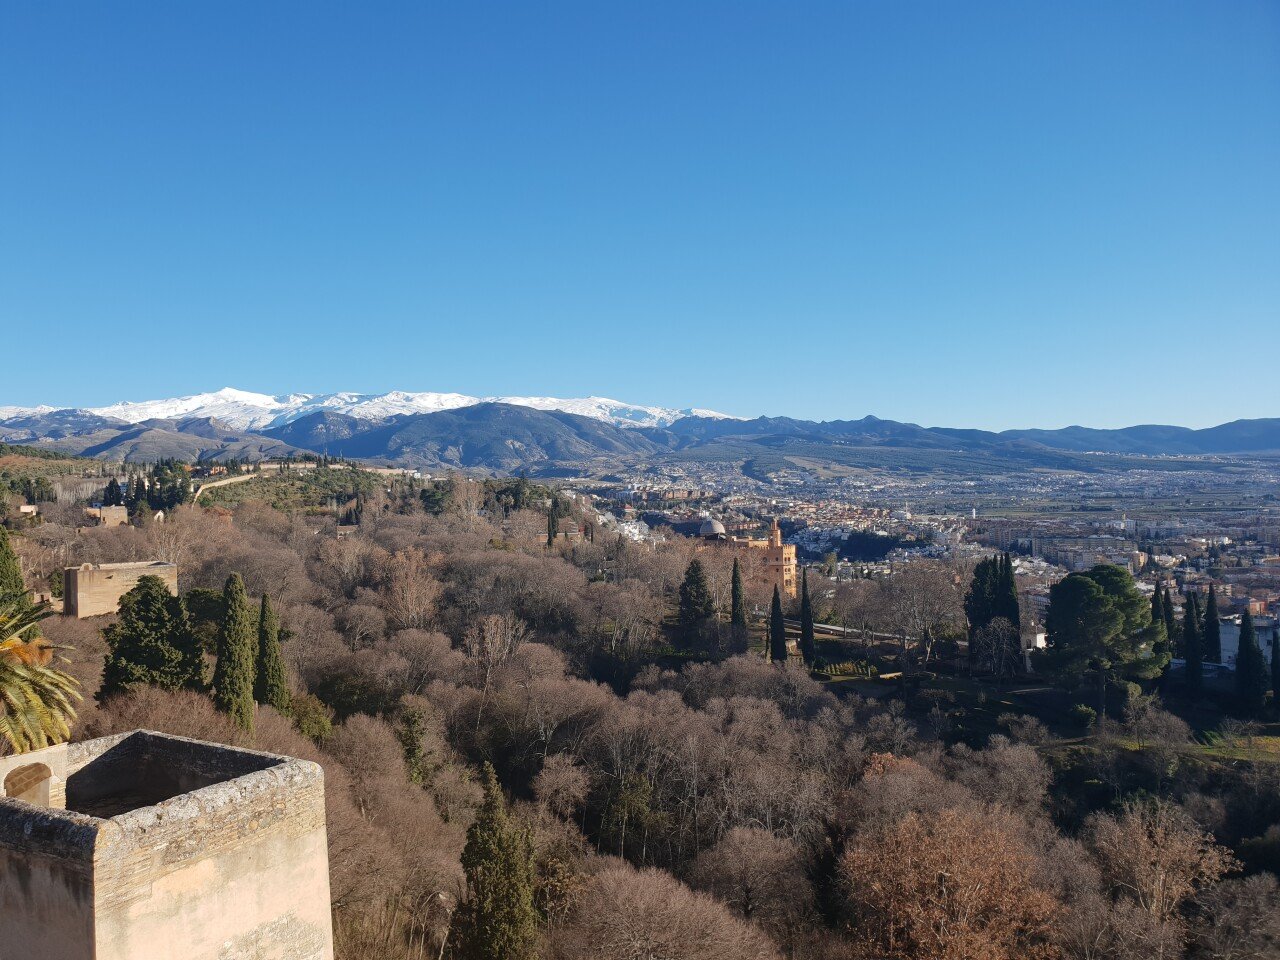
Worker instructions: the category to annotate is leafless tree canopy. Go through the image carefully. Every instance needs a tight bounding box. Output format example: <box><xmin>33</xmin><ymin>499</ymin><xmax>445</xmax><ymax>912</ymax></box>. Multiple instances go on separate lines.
<box><xmin>7</xmin><ymin>484</ymin><xmax>1265</xmax><ymax>960</ymax></box>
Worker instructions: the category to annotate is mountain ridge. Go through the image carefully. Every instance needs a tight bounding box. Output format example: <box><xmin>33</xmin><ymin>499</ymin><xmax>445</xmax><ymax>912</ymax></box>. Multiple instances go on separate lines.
<box><xmin>1</xmin><ymin>393</ymin><xmax>1278</xmax><ymax>469</ymax></box>
<box><xmin>2</xmin><ymin>386</ymin><xmax>734</xmax><ymax>431</ymax></box>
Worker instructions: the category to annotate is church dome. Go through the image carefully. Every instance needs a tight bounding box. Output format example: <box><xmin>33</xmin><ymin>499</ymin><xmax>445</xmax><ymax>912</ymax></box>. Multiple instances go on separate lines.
<box><xmin>699</xmin><ymin>518</ymin><xmax>727</xmax><ymax>538</ymax></box>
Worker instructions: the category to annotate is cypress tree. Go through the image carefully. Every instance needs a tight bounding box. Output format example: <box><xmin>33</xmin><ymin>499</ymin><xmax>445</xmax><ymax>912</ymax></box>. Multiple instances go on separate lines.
<box><xmin>1177</xmin><ymin>593</ymin><xmax>1198</xmax><ymax>701</ymax></box>
<box><xmin>0</xmin><ymin>525</ymin><xmax>28</xmax><ymax>608</ymax></box>
<box><xmin>996</xmin><ymin>553</ymin><xmax>1021</xmax><ymax>628</ymax></box>
<box><xmin>212</xmin><ymin>573</ymin><xmax>256</xmax><ymax>732</ymax></box>
<box><xmin>1150</xmin><ymin>586</ymin><xmax>1163</xmax><ymax>638</ymax></box>
<box><xmin>677</xmin><ymin>558</ymin><xmax>716</xmax><ymax>647</ymax></box>
<box><xmin>1182</xmin><ymin>595</ymin><xmax>1203</xmax><ymax>701</ymax></box>
<box><xmin>542</xmin><ymin>499</ymin><xmax>558</xmax><ymax>545</ymax></box>
<box><xmin>963</xmin><ymin>557</ymin><xmax>997</xmax><ymax>669</ymax></box>
<box><xmin>103</xmin><ymin>477</ymin><xmax>123</xmax><ymax>506</ymax></box>
<box><xmin>730</xmin><ymin>558</ymin><xmax>747</xmax><ymax>629</ymax></box>
<box><xmin>1234</xmin><ymin>609</ymin><xmax>1268</xmax><ymax>717</ymax></box>
<box><xmin>1154</xmin><ymin>616</ymin><xmax>1173</xmax><ymax>696</ymax></box>
<box><xmin>254</xmin><ymin>594</ymin><xmax>290</xmax><ymax>714</ymax></box>
<box><xmin>99</xmin><ymin>576</ymin><xmax>204</xmax><ymax>702</ymax></box>
<box><xmin>453</xmin><ymin>763</ymin><xmax>539</xmax><ymax>960</ymax></box>
<box><xmin>1202</xmin><ymin>585</ymin><xmax>1222</xmax><ymax>664</ymax></box>
<box><xmin>769</xmin><ymin>586</ymin><xmax>787</xmax><ymax>663</ymax></box>
<box><xmin>799</xmin><ymin>568</ymin><xmax>817</xmax><ymax>665</ymax></box>
<box><xmin>128</xmin><ymin>476</ymin><xmax>147</xmax><ymax>508</ymax></box>
<box><xmin>1177</xmin><ymin>592</ymin><xmax>1193</xmax><ymax>660</ymax></box>
<box><xmin>730</xmin><ymin>557</ymin><xmax>747</xmax><ymax>652</ymax></box>
<box><xmin>1162</xmin><ymin>586</ymin><xmax>1177</xmax><ymax>648</ymax></box>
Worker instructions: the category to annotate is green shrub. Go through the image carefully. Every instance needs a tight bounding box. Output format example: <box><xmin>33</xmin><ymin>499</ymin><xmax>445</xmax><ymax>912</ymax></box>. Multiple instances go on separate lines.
<box><xmin>291</xmin><ymin>692</ymin><xmax>334</xmax><ymax>742</ymax></box>
<box><xmin>1106</xmin><ymin>679</ymin><xmax>1142</xmax><ymax>716</ymax></box>
<box><xmin>1070</xmin><ymin>703</ymin><xmax>1097</xmax><ymax>729</ymax></box>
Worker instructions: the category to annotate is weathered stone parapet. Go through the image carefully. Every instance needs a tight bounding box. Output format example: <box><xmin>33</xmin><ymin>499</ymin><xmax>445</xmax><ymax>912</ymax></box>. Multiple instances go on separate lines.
<box><xmin>0</xmin><ymin>730</ymin><xmax>334</xmax><ymax>960</ymax></box>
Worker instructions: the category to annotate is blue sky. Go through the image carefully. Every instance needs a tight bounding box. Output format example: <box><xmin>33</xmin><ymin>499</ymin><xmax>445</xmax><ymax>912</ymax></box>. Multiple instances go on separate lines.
<box><xmin>2</xmin><ymin>2</ymin><xmax>1277</xmax><ymax>430</ymax></box>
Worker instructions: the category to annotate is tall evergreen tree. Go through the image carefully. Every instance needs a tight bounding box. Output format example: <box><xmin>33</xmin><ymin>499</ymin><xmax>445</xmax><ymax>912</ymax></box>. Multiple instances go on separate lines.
<box><xmin>1162</xmin><ymin>586</ymin><xmax>1177</xmax><ymax>649</ymax></box>
<box><xmin>1202</xmin><ymin>585</ymin><xmax>1222</xmax><ymax>664</ymax></box>
<box><xmin>963</xmin><ymin>557</ymin><xmax>997</xmax><ymax>669</ymax></box>
<box><xmin>996</xmin><ymin>553</ymin><xmax>1021</xmax><ymax>628</ymax></box>
<box><xmin>769</xmin><ymin>586</ymin><xmax>787</xmax><ymax>663</ymax></box>
<box><xmin>1038</xmin><ymin>564</ymin><xmax>1168</xmax><ymax>717</ymax></box>
<box><xmin>1144</xmin><ymin>587</ymin><xmax>1172</xmax><ymax>695</ymax></box>
<box><xmin>452</xmin><ymin>763</ymin><xmax>539</xmax><ymax>960</ymax></box>
<box><xmin>1183</xmin><ymin>594</ymin><xmax>1203</xmax><ymax>701</ymax></box>
<box><xmin>677</xmin><ymin>558</ymin><xmax>716</xmax><ymax>647</ymax></box>
<box><xmin>546</xmin><ymin>510</ymin><xmax>558</xmax><ymax>546</ymax></box>
<box><xmin>212</xmin><ymin>573</ymin><xmax>256</xmax><ymax>732</ymax></box>
<box><xmin>103</xmin><ymin>477</ymin><xmax>123</xmax><ymax>506</ymax></box>
<box><xmin>1190</xmin><ymin>592</ymin><xmax>1204</xmax><ymax>657</ymax></box>
<box><xmin>253</xmin><ymin>594</ymin><xmax>290</xmax><ymax>714</ymax></box>
<box><xmin>1234</xmin><ymin>609</ymin><xmax>1268</xmax><ymax>717</ymax></box>
<box><xmin>1182</xmin><ymin>592</ymin><xmax>1202</xmax><ymax>663</ymax></box>
<box><xmin>0</xmin><ymin>526</ymin><xmax>28</xmax><ymax>609</ymax></box>
<box><xmin>799</xmin><ymin>569</ymin><xmax>817</xmax><ymax>665</ymax></box>
<box><xmin>99</xmin><ymin>576</ymin><xmax>203</xmax><ymax>702</ymax></box>
<box><xmin>730</xmin><ymin>558</ymin><xmax>747</xmax><ymax>629</ymax></box>
<box><xmin>729</xmin><ymin>558</ymin><xmax>747</xmax><ymax>651</ymax></box>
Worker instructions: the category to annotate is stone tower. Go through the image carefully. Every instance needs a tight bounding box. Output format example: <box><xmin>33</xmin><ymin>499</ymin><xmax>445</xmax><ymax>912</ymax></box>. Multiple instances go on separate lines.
<box><xmin>0</xmin><ymin>730</ymin><xmax>334</xmax><ymax>960</ymax></box>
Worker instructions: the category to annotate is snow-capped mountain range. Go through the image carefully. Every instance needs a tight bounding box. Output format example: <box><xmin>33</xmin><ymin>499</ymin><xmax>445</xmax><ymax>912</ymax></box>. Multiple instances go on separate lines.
<box><xmin>1</xmin><ymin>387</ymin><xmax>736</xmax><ymax>431</ymax></box>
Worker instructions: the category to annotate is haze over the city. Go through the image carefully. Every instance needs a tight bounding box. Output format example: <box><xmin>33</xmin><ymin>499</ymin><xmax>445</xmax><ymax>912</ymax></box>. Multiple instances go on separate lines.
<box><xmin>2</xmin><ymin>2</ymin><xmax>1277</xmax><ymax>429</ymax></box>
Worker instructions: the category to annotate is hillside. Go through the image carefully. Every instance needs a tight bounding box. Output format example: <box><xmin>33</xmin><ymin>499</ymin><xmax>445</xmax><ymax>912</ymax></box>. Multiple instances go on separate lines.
<box><xmin>198</xmin><ymin>465</ymin><xmax>381</xmax><ymax>511</ymax></box>
<box><xmin>269</xmin><ymin>402</ymin><xmax>666</xmax><ymax>470</ymax></box>
<box><xmin>14</xmin><ymin>418</ymin><xmax>303</xmax><ymax>463</ymax></box>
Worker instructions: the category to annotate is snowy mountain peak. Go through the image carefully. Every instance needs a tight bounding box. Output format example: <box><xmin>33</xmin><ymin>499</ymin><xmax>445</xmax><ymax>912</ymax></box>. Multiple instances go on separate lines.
<box><xmin>3</xmin><ymin>389</ymin><xmax>738</xmax><ymax>431</ymax></box>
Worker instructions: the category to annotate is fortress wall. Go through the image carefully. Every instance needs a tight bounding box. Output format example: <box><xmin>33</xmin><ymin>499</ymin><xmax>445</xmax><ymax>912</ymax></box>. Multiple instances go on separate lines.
<box><xmin>0</xmin><ymin>800</ymin><xmax>102</xmax><ymax>960</ymax></box>
<box><xmin>1</xmin><ymin>732</ymin><xmax>334</xmax><ymax>960</ymax></box>
<box><xmin>64</xmin><ymin>562</ymin><xmax>178</xmax><ymax>618</ymax></box>
<box><xmin>92</xmin><ymin>753</ymin><xmax>332</xmax><ymax>960</ymax></box>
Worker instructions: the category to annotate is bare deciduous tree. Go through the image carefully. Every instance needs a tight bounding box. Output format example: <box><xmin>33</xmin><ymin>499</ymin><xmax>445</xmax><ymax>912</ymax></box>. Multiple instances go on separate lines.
<box><xmin>841</xmin><ymin>805</ymin><xmax>1061</xmax><ymax>960</ymax></box>
<box><xmin>1086</xmin><ymin>799</ymin><xmax>1238</xmax><ymax>959</ymax></box>
<box><xmin>547</xmin><ymin>862</ymin><xmax>781</xmax><ymax>960</ymax></box>
<box><xmin>688</xmin><ymin>826</ymin><xmax>812</xmax><ymax>942</ymax></box>
<box><xmin>382</xmin><ymin>547</ymin><xmax>442</xmax><ymax>630</ymax></box>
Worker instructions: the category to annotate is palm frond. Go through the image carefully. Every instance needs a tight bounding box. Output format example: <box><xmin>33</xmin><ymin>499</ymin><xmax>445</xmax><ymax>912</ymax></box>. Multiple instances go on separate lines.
<box><xmin>0</xmin><ymin>597</ymin><xmax>80</xmax><ymax>754</ymax></box>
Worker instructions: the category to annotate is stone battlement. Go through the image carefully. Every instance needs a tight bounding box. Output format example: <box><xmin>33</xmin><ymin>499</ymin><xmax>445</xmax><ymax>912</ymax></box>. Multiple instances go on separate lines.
<box><xmin>0</xmin><ymin>730</ymin><xmax>334</xmax><ymax>960</ymax></box>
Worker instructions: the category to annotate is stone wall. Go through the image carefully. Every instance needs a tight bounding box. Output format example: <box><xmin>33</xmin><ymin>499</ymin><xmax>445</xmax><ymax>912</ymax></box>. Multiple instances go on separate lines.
<box><xmin>0</xmin><ymin>731</ymin><xmax>334</xmax><ymax>960</ymax></box>
<box><xmin>63</xmin><ymin>561</ymin><xmax>179</xmax><ymax>618</ymax></box>
<box><xmin>0</xmin><ymin>798</ymin><xmax>101</xmax><ymax>960</ymax></box>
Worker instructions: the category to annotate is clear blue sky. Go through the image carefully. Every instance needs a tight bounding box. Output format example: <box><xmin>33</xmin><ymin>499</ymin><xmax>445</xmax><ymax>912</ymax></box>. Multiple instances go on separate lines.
<box><xmin>2</xmin><ymin>2</ymin><xmax>1277</xmax><ymax>430</ymax></box>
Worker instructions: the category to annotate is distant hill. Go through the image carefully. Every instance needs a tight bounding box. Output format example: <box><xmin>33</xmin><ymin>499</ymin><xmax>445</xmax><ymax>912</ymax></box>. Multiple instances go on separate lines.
<box><xmin>260</xmin><ymin>411</ymin><xmax>374</xmax><ymax>451</ymax></box>
<box><xmin>264</xmin><ymin>403</ymin><xmax>665</xmax><ymax>470</ymax></box>
<box><xmin>2</xmin><ymin>399</ymin><xmax>1277</xmax><ymax>469</ymax></box>
<box><xmin>0</xmin><ymin>409</ymin><xmax>128</xmax><ymax>442</ymax></box>
<box><xmin>27</xmin><ymin>417</ymin><xmax>303</xmax><ymax>463</ymax></box>
<box><xmin>665</xmin><ymin>414</ymin><xmax>1280</xmax><ymax>457</ymax></box>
